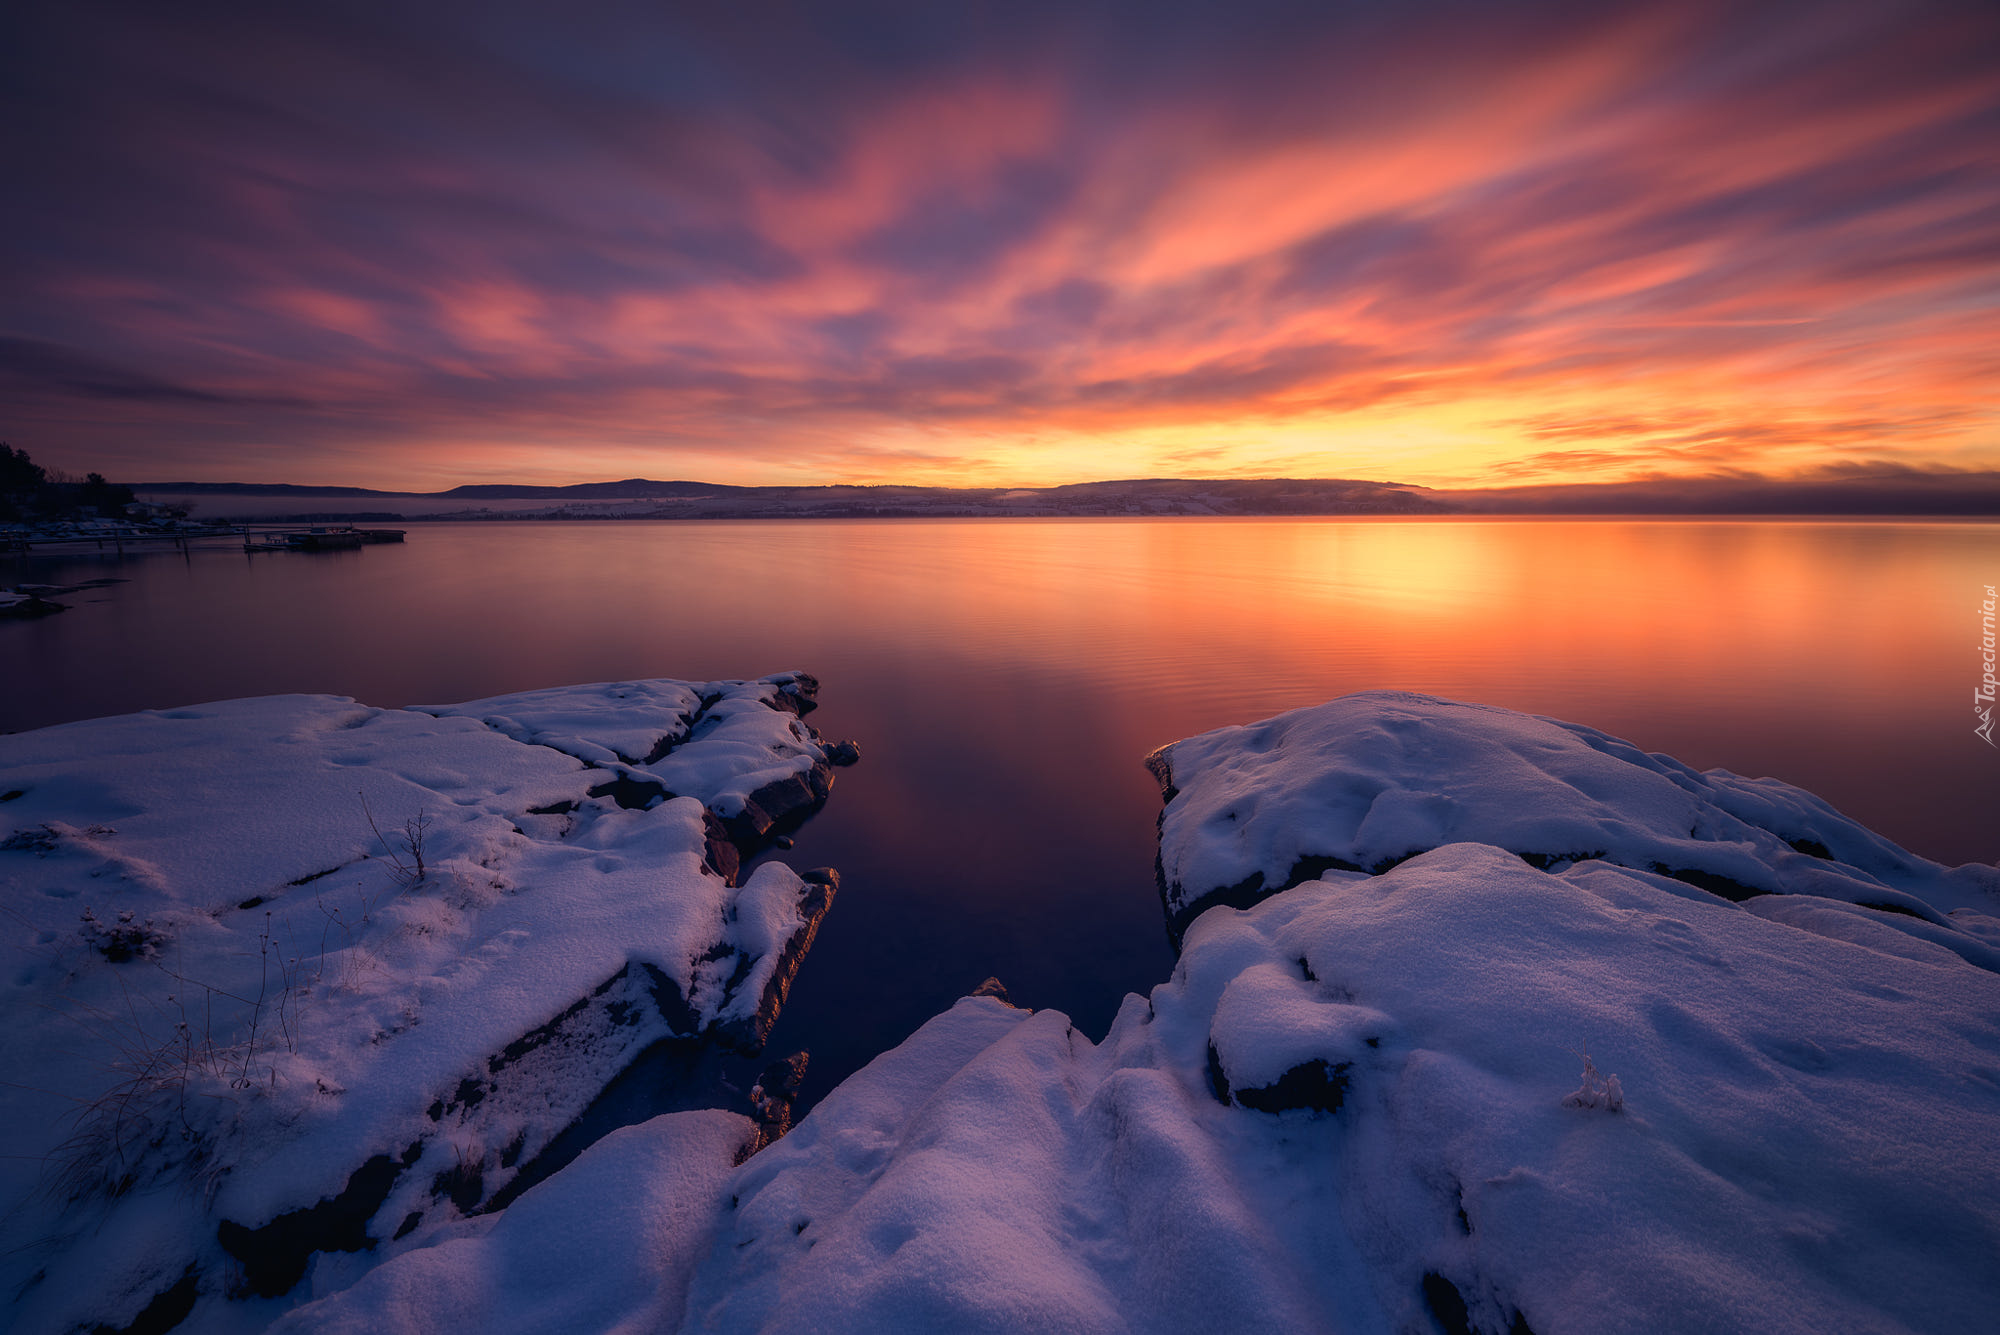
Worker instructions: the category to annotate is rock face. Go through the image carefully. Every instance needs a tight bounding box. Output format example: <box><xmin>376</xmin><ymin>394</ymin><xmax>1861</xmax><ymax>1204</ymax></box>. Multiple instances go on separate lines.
<box><xmin>1145</xmin><ymin>690</ymin><xmax>2000</xmax><ymax>950</ymax></box>
<box><xmin>0</xmin><ymin>675</ymin><xmax>846</xmax><ymax>1335</ymax></box>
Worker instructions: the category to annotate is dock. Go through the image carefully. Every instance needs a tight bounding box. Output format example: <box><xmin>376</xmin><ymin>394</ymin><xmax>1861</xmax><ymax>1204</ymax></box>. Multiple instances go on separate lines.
<box><xmin>243</xmin><ymin>526</ymin><xmax>406</xmax><ymax>551</ymax></box>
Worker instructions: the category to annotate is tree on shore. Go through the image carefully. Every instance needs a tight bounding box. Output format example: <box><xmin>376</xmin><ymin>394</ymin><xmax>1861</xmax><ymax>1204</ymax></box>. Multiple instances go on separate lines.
<box><xmin>0</xmin><ymin>444</ymin><xmax>137</xmax><ymax>520</ymax></box>
<box><xmin>0</xmin><ymin>443</ymin><xmax>46</xmax><ymax>520</ymax></box>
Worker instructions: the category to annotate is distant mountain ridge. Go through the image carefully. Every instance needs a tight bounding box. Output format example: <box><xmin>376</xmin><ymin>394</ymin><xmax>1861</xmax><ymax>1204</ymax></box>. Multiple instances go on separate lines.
<box><xmin>135</xmin><ymin>478</ymin><xmax>748</xmax><ymax>499</ymax></box>
<box><xmin>132</xmin><ymin>477</ymin><xmax>1451</xmax><ymax>516</ymax></box>
<box><xmin>131</xmin><ymin>472</ymin><xmax>2000</xmax><ymax>516</ymax></box>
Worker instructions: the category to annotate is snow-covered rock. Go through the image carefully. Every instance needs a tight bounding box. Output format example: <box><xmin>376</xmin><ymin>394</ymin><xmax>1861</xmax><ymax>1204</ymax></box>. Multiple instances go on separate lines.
<box><xmin>418</xmin><ymin>670</ymin><xmax>847</xmax><ymax>855</ymax></box>
<box><xmin>269</xmin><ymin>1110</ymin><xmax>756</xmax><ymax>1335</ymax></box>
<box><xmin>13</xmin><ymin>688</ymin><xmax>2000</xmax><ymax>1333</ymax></box>
<box><xmin>294</xmin><ymin>692</ymin><xmax>2000</xmax><ymax>1335</ymax></box>
<box><xmin>671</xmin><ymin>839</ymin><xmax>2000</xmax><ymax>1333</ymax></box>
<box><xmin>0</xmin><ymin>675</ymin><xmax>841</xmax><ymax>1333</ymax></box>
<box><xmin>1146</xmin><ymin>690</ymin><xmax>2000</xmax><ymax>947</ymax></box>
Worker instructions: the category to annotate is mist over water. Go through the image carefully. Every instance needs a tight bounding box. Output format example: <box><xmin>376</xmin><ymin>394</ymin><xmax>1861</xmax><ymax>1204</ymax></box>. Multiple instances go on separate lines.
<box><xmin>7</xmin><ymin>517</ymin><xmax>1998</xmax><ymax>1103</ymax></box>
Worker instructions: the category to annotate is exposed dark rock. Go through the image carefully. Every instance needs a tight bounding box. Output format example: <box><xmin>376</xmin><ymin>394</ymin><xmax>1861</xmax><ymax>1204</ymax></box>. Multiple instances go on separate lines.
<box><xmin>1517</xmin><ymin>850</ymin><xmax>1607</xmax><ymax>871</ymax></box>
<box><xmin>0</xmin><ymin>788</ymin><xmax>25</xmax><ymax>802</ymax></box>
<box><xmin>1227</xmin><ymin>1058</ymin><xmax>1351</xmax><ymax>1115</ymax></box>
<box><xmin>1652</xmin><ymin>865</ymin><xmax>1763</xmax><ymax>903</ymax></box>
<box><xmin>1161</xmin><ymin>866</ymin><xmax>1267</xmax><ymax>951</ymax></box>
<box><xmin>1142</xmin><ymin>748</ymin><xmax>1177</xmax><ymax>803</ymax></box>
<box><xmin>637</xmin><ymin>961</ymin><xmax>707</xmax><ymax>1039</ymax></box>
<box><xmin>89</xmin><ymin>1264</ymin><xmax>198</xmax><ymax>1335</ymax></box>
<box><xmin>1205</xmin><ymin>1043</ymin><xmax>1231</xmax><ymax>1106</ymax></box>
<box><xmin>629</xmin><ymin>691</ymin><xmax>719</xmax><ymax>767</ymax></box>
<box><xmin>743</xmin><ymin>1051</ymin><xmax>811</xmax><ymax>1159</ymax></box>
<box><xmin>217</xmin><ymin>1147</ymin><xmax>416</xmax><ymax>1297</ymax></box>
<box><xmin>411</xmin><ymin>962</ymin><xmax>721</xmax><ymax>1216</ymax></box>
<box><xmin>1298</xmin><ymin>851</ymin><xmax>1377</xmax><ymax>880</ymax></box>
<box><xmin>702</xmin><ymin>809</ymin><xmax>741</xmax><ymax>885</ymax></box>
<box><xmin>1419</xmin><ymin>1270</ymin><xmax>1535</xmax><ymax>1335</ymax></box>
<box><xmin>822</xmin><ymin>739</ymin><xmax>862</xmax><ymax>767</ymax></box>
<box><xmin>1423</xmin><ymin>1271</ymin><xmax>1474</xmax><ymax>1335</ymax></box>
<box><xmin>1787</xmin><ymin>837</ymin><xmax>1833</xmax><ymax>859</ymax></box>
<box><xmin>1156</xmin><ymin>831</ymin><xmax>1378</xmax><ymax>950</ymax></box>
<box><xmin>968</xmin><ymin>976</ymin><xmax>1015</xmax><ymax>1006</ymax></box>
<box><xmin>716</xmin><ymin>871</ymin><xmax>838</xmax><ymax>1054</ymax></box>
<box><xmin>586</xmin><ymin>772</ymin><xmax>669</xmax><ymax>811</ymax></box>
<box><xmin>722</xmin><ymin>760</ymin><xmax>836</xmax><ymax>848</ymax></box>
<box><xmin>764</xmin><ymin>674</ymin><xmax>820</xmax><ymax>717</ymax></box>
<box><xmin>433</xmin><ymin>965</ymin><xmax>677</xmax><ymax>1122</ymax></box>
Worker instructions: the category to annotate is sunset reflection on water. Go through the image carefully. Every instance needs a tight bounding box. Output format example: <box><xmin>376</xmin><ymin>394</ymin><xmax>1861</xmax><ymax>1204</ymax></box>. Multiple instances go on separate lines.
<box><xmin>6</xmin><ymin>517</ymin><xmax>1996</xmax><ymax>1099</ymax></box>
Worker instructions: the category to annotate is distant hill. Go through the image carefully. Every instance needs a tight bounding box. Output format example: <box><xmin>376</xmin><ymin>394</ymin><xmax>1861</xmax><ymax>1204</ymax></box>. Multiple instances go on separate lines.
<box><xmin>138</xmin><ymin>478</ymin><xmax>747</xmax><ymax>500</ymax></box>
<box><xmin>433</xmin><ymin>479</ymin><xmax>752</xmax><ymax>500</ymax></box>
<box><xmin>133</xmin><ymin>477</ymin><xmax>1452</xmax><ymax>519</ymax></box>
<box><xmin>132</xmin><ymin>472</ymin><xmax>2000</xmax><ymax>518</ymax></box>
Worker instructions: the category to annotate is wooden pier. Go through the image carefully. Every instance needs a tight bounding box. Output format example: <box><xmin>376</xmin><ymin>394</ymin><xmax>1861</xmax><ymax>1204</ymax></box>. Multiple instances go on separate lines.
<box><xmin>243</xmin><ymin>526</ymin><xmax>406</xmax><ymax>552</ymax></box>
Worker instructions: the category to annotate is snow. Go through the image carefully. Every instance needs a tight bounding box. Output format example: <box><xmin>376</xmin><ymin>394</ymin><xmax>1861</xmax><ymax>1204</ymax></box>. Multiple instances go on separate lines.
<box><xmin>270</xmin><ymin>1110</ymin><xmax>754</xmax><ymax>1335</ymax></box>
<box><xmin>289</xmin><ymin>694</ymin><xmax>2000</xmax><ymax>1335</ymax></box>
<box><xmin>1147</xmin><ymin>689</ymin><xmax>2000</xmax><ymax>940</ymax></box>
<box><xmin>8</xmin><ymin>686</ymin><xmax>1999</xmax><ymax>1333</ymax></box>
<box><xmin>670</xmin><ymin>830</ymin><xmax>2000</xmax><ymax>1331</ymax></box>
<box><xmin>0</xmin><ymin>675</ymin><xmax>839</xmax><ymax>1334</ymax></box>
<box><xmin>417</xmin><ymin>670</ymin><xmax>832</xmax><ymax>832</ymax></box>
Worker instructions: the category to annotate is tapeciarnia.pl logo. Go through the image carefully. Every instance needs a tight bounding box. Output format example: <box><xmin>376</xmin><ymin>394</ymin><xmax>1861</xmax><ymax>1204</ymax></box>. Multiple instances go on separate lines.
<box><xmin>1979</xmin><ymin>583</ymin><xmax>1997</xmax><ymax>747</ymax></box>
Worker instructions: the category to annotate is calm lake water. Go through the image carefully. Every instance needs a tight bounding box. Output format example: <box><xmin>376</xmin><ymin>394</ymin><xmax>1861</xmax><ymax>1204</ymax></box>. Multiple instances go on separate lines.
<box><xmin>7</xmin><ymin>518</ymin><xmax>1999</xmax><ymax>1105</ymax></box>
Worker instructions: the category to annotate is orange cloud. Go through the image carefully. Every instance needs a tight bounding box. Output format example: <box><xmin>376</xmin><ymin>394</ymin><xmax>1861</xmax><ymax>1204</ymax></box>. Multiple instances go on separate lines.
<box><xmin>4</xmin><ymin>0</ymin><xmax>1996</xmax><ymax>490</ymax></box>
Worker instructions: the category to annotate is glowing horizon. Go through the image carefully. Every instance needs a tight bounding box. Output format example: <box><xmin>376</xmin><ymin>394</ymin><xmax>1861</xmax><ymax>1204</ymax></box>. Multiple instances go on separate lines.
<box><xmin>2</xmin><ymin>0</ymin><xmax>1996</xmax><ymax>491</ymax></box>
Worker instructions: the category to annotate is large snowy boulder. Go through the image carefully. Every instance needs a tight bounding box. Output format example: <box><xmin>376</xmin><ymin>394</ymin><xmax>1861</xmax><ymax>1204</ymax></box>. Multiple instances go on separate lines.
<box><xmin>0</xmin><ymin>675</ymin><xmax>840</xmax><ymax>1334</ymax></box>
<box><xmin>1146</xmin><ymin>690</ymin><xmax>2000</xmax><ymax>947</ymax></box>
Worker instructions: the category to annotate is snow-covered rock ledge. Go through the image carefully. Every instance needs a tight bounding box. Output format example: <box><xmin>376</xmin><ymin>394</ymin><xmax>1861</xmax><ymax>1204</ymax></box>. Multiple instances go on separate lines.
<box><xmin>1146</xmin><ymin>690</ymin><xmax>2000</xmax><ymax>952</ymax></box>
<box><xmin>290</xmin><ymin>693</ymin><xmax>2000</xmax><ymax>1335</ymax></box>
<box><xmin>14</xmin><ymin>690</ymin><xmax>2000</xmax><ymax>1334</ymax></box>
<box><xmin>0</xmin><ymin>674</ymin><xmax>850</xmax><ymax>1334</ymax></box>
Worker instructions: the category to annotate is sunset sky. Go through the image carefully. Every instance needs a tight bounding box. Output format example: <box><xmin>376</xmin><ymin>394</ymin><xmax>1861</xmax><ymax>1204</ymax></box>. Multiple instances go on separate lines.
<box><xmin>3</xmin><ymin>0</ymin><xmax>1997</xmax><ymax>491</ymax></box>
